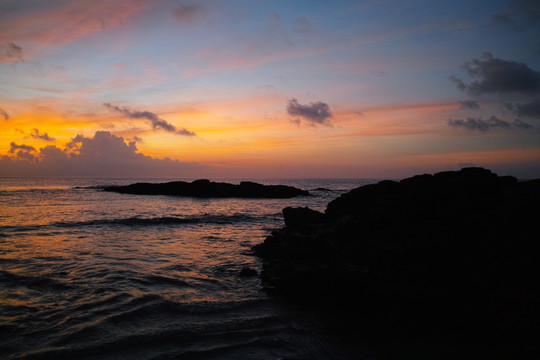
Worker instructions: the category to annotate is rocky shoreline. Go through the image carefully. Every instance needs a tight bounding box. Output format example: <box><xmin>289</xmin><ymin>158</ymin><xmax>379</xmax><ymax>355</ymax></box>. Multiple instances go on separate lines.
<box><xmin>103</xmin><ymin>179</ymin><xmax>309</xmax><ymax>198</ymax></box>
<box><xmin>253</xmin><ymin>168</ymin><xmax>540</xmax><ymax>357</ymax></box>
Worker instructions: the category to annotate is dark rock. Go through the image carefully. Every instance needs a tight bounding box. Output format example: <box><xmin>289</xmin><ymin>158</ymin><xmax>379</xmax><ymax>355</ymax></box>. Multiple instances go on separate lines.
<box><xmin>103</xmin><ymin>179</ymin><xmax>309</xmax><ymax>198</ymax></box>
<box><xmin>282</xmin><ymin>206</ymin><xmax>325</xmax><ymax>228</ymax></box>
<box><xmin>253</xmin><ymin>167</ymin><xmax>540</xmax><ymax>357</ymax></box>
<box><xmin>239</xmin><ymin>267</ymin><xmax>258</xmax><ymax>277</ymax></box>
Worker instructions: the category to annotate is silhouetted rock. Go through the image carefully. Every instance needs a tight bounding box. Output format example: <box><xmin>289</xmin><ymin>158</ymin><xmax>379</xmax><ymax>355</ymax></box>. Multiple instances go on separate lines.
<box><xmin>103</xmin><ymin>180</ymin><xmax>309</xmax><ymax>198</ymax></box>
<box><xmin>312</xmin><ymin>187</ymin><xmax>333</xmax><ymax>192</ymax></box>
<box><xmin>282</xmin><ymin>206</ymin><xmax>325</xmax><ymax>228</ymax></box>
<box><xmin>253</xmin><ymin>167</ymin><xmax>540</xmax><ymax>357</ymax></box>
<box><xmin>239</xmin><ymin>267</ymin><xmax>258</xmax><ymax>277</ymax></box>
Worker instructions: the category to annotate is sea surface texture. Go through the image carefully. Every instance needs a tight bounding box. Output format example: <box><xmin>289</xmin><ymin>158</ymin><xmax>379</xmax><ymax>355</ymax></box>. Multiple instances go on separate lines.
<box><xmin>0</xmin><ymin>177</ymin><xmax>373</xmax><ymax>360</ymax></box>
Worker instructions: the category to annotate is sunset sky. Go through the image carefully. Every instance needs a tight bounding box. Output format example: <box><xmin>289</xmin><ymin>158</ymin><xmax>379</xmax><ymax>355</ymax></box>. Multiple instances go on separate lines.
<box><xmin>1</xmin><ymin>0</ymin><xmax>539</xmax><ymax>179</ymax></box>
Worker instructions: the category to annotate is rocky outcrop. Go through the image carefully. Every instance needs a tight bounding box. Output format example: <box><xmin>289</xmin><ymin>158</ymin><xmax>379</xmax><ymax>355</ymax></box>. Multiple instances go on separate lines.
<box><xmin>253</xmin><ymin>167</ymin><xmax>540</xmax><ymax>356</ymax></box>
<box><xmin>103</xmin><ymin>179</ymin><xmax>309</xmax><ymax>198</ymax></box>
<box><xmin>282</xmin><ymin>206</ymin><xmax>325</xmax><ymax>228</ymax></box>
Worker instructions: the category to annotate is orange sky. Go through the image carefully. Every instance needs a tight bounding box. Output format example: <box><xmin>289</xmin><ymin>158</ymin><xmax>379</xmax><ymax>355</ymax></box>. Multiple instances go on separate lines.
<box><xmin>1</xmin><ymin>1</ymin><xmax>539</xmax><ymax>179</ymax></box>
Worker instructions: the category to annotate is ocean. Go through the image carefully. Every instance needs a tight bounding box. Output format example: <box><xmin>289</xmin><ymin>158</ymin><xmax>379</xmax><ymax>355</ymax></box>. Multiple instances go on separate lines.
<box><xmin>0</xmin><ymin>177</ymin><xmax>375</xmax><ymax>360</ymax></box>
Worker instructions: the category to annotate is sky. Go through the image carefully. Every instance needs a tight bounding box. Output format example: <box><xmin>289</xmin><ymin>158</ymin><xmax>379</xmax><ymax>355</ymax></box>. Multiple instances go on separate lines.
<box><xmin>1</xmin><ymin>0</ymin><xmax>539</xmax><ymax>179</ymax></box>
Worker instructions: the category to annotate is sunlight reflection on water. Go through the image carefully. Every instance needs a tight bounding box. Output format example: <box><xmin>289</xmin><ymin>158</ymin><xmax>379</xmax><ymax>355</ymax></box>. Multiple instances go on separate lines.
<box><xmin>0</xmin><ymin>177</ymin><xmax>376</xmax><ymax>359</ymax></box>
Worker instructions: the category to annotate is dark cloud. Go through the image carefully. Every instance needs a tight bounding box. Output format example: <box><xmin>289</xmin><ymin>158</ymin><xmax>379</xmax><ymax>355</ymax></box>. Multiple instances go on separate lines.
<box><xmin>286</xmin><ymin>98</ymin><xmax>333</xmax><ymax>126</ymax></box>
<box><xmin>29</xmin><ymin>128</ymin><xmax>55</xmax><ymax>142</ymax></box>
<box><xmin>451</xmin><ymin>53</ymin><xmax>540</xmax><ymax>96</ymax></box>
<box><xmin>14</xmin><ymin>150</ymin><xmax>37</xmax><ymax>162</ymax></box>
<box><xmin>8</xmin><ymin>142</ymin><xmax>37</xmax><ymax>163</ymax></box>
<box><xmin>513</xmin><ymin>118</ymin><xmax>534</xmax><ymax>129</ymax></box>
<box><xmin>8</xmin><ymin>141</ymin><xmax>36</xmax><ymax>154</ymax></box>
<box><xmin>103</xmin><ymin>103</ymin><xmax>195</xmax><ymax>136</ymax></box>
<box><xmin>173</xmin><ymin>4</ymin><xmax>205</xmax><ymax>24</ymax></box>
<box><xmin>448</xmin><ymin>116</ymin><xmax>511</xmax><ymax>131</ymax></box>
<box><xmin>458</xmin><ymin>100</ymin><xmax>480</xmax><ymax>110</ymax></box>
<box><xmin>2</xmin><ymin>41</ymin><xmax>24</xmax><ymax>63</ymax></box>
<box><xmin>1</xmin><ymin>131</ymin><xmax>204</xmax><ymax>177</ymax></box>
<box><xmin>0</xmin><ymin>107</ymin><xmax>8</xmax><ymax>120</ymax></box>
<box><xmin>492</xmin><ymin>0</ymin><xmax>540</xmax><ymax>31</ymax></box>
<box><xmin>506</xmin><ymin>98</ymin><xmax>540</xmax><ymax>119</ymax></box>
<box><xmin>9</xmin><ymin>142</ymin><xmax>36</xmax><ymax>154</ymax></box>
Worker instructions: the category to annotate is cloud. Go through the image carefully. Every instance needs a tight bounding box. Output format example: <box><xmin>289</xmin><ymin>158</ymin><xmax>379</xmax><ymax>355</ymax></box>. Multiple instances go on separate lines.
<box><xmin>173</xmin><ymin>4</ymin><xmax>205</xmax><ymax>24</ymax></box>
<box><xmin>447</xmin><ymin>116</ymin><xmax>533</xmax><ymax>131</ymax></box>
<box><xmin>289</xmin><ymin>118</ymin><xmax>301</xmax><ymax>126</ymax></box>
<box><xmin>29</xmin><ymin>128</ymin><xmax>56</xmax><ymax>142</ymax></box>
<box><xmin>103</xmin><ymin>103</ymin><xmax>196</xmax><ymax>136</ymax></box>
<box><xmin>513</xmin><ymin>118</ymin><xmax>534</xmax><ymax>129</ymax></box>
<box><xmin>492</xmin><ymin>0</ymin><xmax>540</xmax><ymax>31</ymax></box>
<box><xmin>1</xmin><ymin>41</ymin><xmax>23</xmax><ymax>63</ymax></box>
<box><xmin>458</xmin><ymin>100</ymin><xmax>480</xmax><ymax>110</ymax></box>
<box><xmin>130</xmin><ymin>136</ymin><xmax>144</xmax><ymax>143</ymax></box>
<box><xmin>0</xmin><ymin>107</ymin><xmax>8</xmax><ymax>120</ymax></box>
<box><xmin>8</xmin><ymin>142</ymin><xmax>37</xmax><ymax>163</ymax></box>
<box><xmin>9</xmin><ymin>142</ymin><xmax>36</xmax><ymax>154</ymax></box>
<box><xmin>451</xmin><ymin>53</ymin><xmax>540</xmax><ymax>96</ymax></box>
<box><xmin>269</xmin><ymin>11</ymin><xmax>281</xmax><ymax>24</ymax></box>
<box><xmin>294</xmin><ymin>17</ymin><xmax>317</xmax><ymax>34</ymax></box>
<box><xmin>0</xmin><ymin>1</ymin><xmax>149</xmax><ymax>61</ymax></box>
<box><xmin>286</xmin><ymin>98</ymin><xmax>333</xmax><ymax>126</ymax></box>
<box><xmin>1</xmin><ymin>131</ymin><xmax>204</xmax><ymax>177</ymax></box>
<box><xmin>506</xmin><ymin>98</ymin><xmax>540</xmax><ymax>119</ymax></box>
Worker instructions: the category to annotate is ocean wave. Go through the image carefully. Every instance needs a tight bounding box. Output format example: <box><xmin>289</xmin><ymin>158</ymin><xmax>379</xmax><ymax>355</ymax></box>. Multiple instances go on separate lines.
<box><xmin>0</xmin><ymin>214</ymin><xmax>268</xmax><ymax>234</ymax></box>
<box><xmin>54</xmin><ymin>214</ymin><xmax>264</xmax><ymax>227</ymax></box>
<box><xmin>72</xmin><ymin>185</ymin><xmax>110</xmax><ymax>190</ymax></box>
<box><xmin>1</xmin><ymin>272</ymin><xmax>343</xmax><ymax>360</ymax></box>
<box><xmin>0</xmin><ymin>188</ymin><xmax>68</xmax><ymax>195</ymax></box>
<box><xmin>8</xmin><ymin>295</ymin><xmax>340</xmax><ymax>360</ymax></box>
<box><xmin>133</xmin><ymin>274</ymin><xmax>192</xmax><ymax>288</ymax></box>
<box><xmin>0</xmin><ymin>270</ymin><xmax>73</xmax><ymax>291</ymax></box>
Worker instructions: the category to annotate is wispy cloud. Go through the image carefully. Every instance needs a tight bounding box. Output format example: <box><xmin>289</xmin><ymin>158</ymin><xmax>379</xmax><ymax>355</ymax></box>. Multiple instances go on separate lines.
<box><xmin>513</xmin><ymin>118</ymin><xmax>534</xmax><ymax>129</ymax></box>
<box><xmin>173</xmin><ymin>3</ymin><xmax>206</xmax><ymax>24</ymax></box>
<box><xmin>29</xmin><ymin>128</ymin><xmax>56</xmax><ymax>142</ymax></box>
<box><xmin>1</xmin><ymin>41</ymin><xmax>23</xmax><ymax>63</ymax></box>
<box><xmin>0</xmin><ymin>1</ymin><xmax>149</xmax><ymax>60</ymax></box>
<box><xmin>103</xmin><ymin>103</ymin><xmax>196</xmax><ymax>136</ymax></box>
<box><xmin>448</xmin><ymin>116</ymin><xmax>533</xmax><ymax>131</ymax></box>
<box><xmin>130</xmin><ymin>136</ymin><xmax>144</xmax><ymax>144</ymax></box>
<box><xmin>0</xmin><ymin>107</ymin><xmax>9</xmax><ymax>120</ymax></box>
<box><xmin>458</xmin><ymin>100</ymin><xmax>479</xmax><ymax>110</ymax></box>
<box><xmin>506</xmin><ymin>98</ymin><xmax>540</xmax><ymax>119</ymax></box>
<box><xmin>492</xmin><ymin>0</ymin><xmax>540</xmax><ymax>32</ymax></box>
<box><xmin>293</xmin><ymin>16</ymin><xmax>318</xmax><ymax>35</ymax></box>
<box><xmin>286</xmin><ymin>98</ymin><xmax>333</xmax><ymax>126</ymax></box>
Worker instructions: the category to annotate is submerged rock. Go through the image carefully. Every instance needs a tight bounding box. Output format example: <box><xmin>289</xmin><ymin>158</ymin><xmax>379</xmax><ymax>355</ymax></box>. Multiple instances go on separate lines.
<box><xmin>103</xmin><ymin>179</ymin><xmax>309</xmax><ymax>198</ymax></box>
<box><xmin>253</xmin><ymin>167</ymin><xmax>540</xmax><ymax>356</ymax></box>
<box><xmin>238</xmin><ymin>267</ymin><xmax>258</xmax><ymax>277</ymax></box>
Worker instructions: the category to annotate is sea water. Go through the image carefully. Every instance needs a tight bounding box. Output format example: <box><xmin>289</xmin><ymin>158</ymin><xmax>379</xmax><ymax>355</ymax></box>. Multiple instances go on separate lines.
<box><xmin>0</xmin><ymin>177</ymin><xmax>375</xmax><ymax>359</ymax></box>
